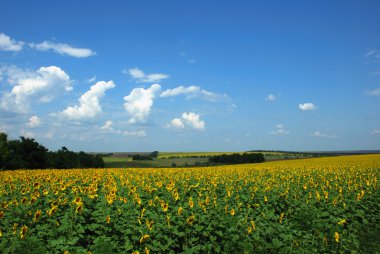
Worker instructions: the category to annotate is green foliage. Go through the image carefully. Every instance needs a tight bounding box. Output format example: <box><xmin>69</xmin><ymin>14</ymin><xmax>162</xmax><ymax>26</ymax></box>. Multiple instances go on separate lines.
<box><xmin>0</xmin><ymin>132</ymin><xmax>104</xmax><ymax>170</ymax></box>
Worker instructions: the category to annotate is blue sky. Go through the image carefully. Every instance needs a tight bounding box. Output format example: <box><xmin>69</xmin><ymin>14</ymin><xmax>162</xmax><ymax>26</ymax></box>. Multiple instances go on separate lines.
<box><xmin>1</xmin><ymin>0</ymin><xmax>380</xmax><ymax>152</ymax></box>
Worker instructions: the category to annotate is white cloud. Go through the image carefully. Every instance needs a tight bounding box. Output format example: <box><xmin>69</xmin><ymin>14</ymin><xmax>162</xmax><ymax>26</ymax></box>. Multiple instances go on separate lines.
<box><xmin>124</xmin><ymin>67</ymin><xmax>169</xmax><ymax>83</ymax></box>
<box><xmin>167</xmin><ymin>112</ymin><xmax>205</xmax><ymax>131</ymax></box>
<box><xmin>265</xmin><ymin>94</ymin><xmax>277</xmax><ymax>101</ymax></box>
<box><xmin>299</xmin><ymin>102</ymin><xmax>317</xmax><ymax>111</ymax></box>
<box><xmin>29</xmin><ymin>41</ymin><xmax>96</xmax><ymax>58</ymax></box>
<box><xmin>0</xmin><ymin>33</ymin><xmax>24</xmax><ymax>52</ymax></box>
<box><xmin>100</xmin><ymin>120</ymin><xmax>114</xmax><ymax>131</ymax></box>
<box><xmin>370</xmin><ymin>129</ymin><xmax>380</xmax><ymax>135</ymax></box>
<box><xmin>182</xmin><ymin>112</ymin><xmax>205</xmax><ymax>130</ymax></box>
<box><xmin>60</xmin><ymin>80</ymin><xmax>115</xmax><ymax>120</ymax></box>
<box><xmin>365</xmin><ymin>49</ymin><xmax>380</xmax><ymax>62</ymax></box>
<box><xmin>270</xmin><ymin>124</ymin><xmax>290</xmax><ymax>135</ymax></box>
<box><xmin>366</xmin><ymin>88</ymin><xmax>380</xmax><ymax>96</ymax></box>
<box><xmin>0</xmin><ymin>65</ymin><xmax>73</xmax><ymax>113</ymax></box>
<box><xmin>86</xmin><ymin>75</ymin><xmax>96</xmax><ymax>83</ymax></box>
<box><xmin>27</xmin><ymin>115</ymin><xmax>41</xmax><ymax>128</ymax></box>
<box><xmin>123</xmin><ymin>84</ymin><xmax>161</xmax><ymax>124</ymax></box>
<box><xmin>311</xmin><ymin>131</ymin><xmax>337</xmax><ymax>138</ymax></box>
<box><xmin>160</xmin><ymin>85</ymin><xmax>228</xmax><ymax>102</ymax></box>
<box><xmin>123</xmin><ymin>130</ymin><xmax>147</xmax><ymax>137</ymax></box>
<box><xmin>166</xmin><ymin>118</ymin><xmax>185</xmax><ymax>129</ymax></box>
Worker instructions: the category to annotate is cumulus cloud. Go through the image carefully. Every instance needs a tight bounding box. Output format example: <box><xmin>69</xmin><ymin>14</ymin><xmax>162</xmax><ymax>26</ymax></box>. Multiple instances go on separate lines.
<box><xmin>0</xmin><ymin>65</ymin><xmax>73</xmax><ymax>113</ymax></box>
<box><xmin>270</xmin><ymin>124</ymin><xmax>290</xmax><ymax>135</ymax></box>
<box><xmin>370</xmin><ymin>129</ymin><xmax>380</xmax><ymax>135</ymax></box>
<box><xmin>60</xmin><ymin>80</ymin><xmax>115</xmax><ymax>120</ymax></box>
<box><xmin>0</xmin><ymin>33</ymin><xmax>24</xmax><ymax>52</ymax></box>
<box><xmin>27</xmin><ymin>115</ymin><xmax>41</xmax><ymax>128</ymax></box>
<box><xmin>123</xmin><ymin>84</ymin><xmax>161</xmax><ymax>124</ymax></box>
<box><xmin>124</xmin><ymin>67</ymin><xmax>169</xmax><ymax>83</ymax></box>
<box><xmin>100</xmin><ymin>120</ymin><xmax>114</xmax><ymax>131</ymax></box>
<box><xmin>166</xmin><ymin>112</ymin><xmax>205</xmax><ymax>131</ymax></box>
<box><xmin>167</xmin><ymin>118</ymin><xmax>185</xmax><ymax>129</ymax></box>
<box><xmin>265</xmin><ymin>94</ymin><xmax>277</xmax><ymax>101</ymax></box>
<box><xmin>160</xmin><ymin>85</ymin><xmax>228</xmax><ymax>101</ymax></box>
<box><xmin>366</xmin><ymin>88</ymin><xmax>380</xmax><ymax>96</ymax></box>
<box><xmin>29</xmin><ymin>41</ymin><xmax>96</xmax><ymax>58</ymax></box>
<box><xmin>299</xmin><ymin>102</ymin><xmax>317</xmax><ymax>111</ymax></box>
<box><xmin>311</xmin><ymin>131</ymin><xmax>337</xmax><ymax>138</ymax></box>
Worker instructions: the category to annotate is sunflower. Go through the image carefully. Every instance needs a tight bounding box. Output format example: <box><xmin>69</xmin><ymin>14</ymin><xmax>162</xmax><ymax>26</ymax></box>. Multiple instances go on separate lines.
<box><xmin>337</xmin><ymin>219</ymin><xmax>347</xmax><ymax>225</ymax></box>
<box><xmin>161</xmin><ymin>203</ymin><xmax>169</xmax><ymax>212</ymax></box>
<box><xmin>139</xmin><ymin>234</ymin><xmax>150</xmax><ymax>244</ymax></box>
<box><xmin>33</xmin><ymin>210</ymin><xmax>42</xmax><ymax>222</ymax></box>
<box><xmin>47</xmin><ymin>206</ymin><xmax>58</xmax><ymax>217</ymax></box>
<box><xmin>334</xmin><ymin>232</ymin><xmax>340</xmax><ymax>242</ymax></box>
<box><xmin>186</xmin><ymin>215</ymin><xmax>195</xmax><ymax>225</ymax></box>
<box><xmin>146</xmin><ymin>219</ymin><xmax>154</xmax><ymax>230</ymax></box>
<box><xmin>106</xmin><ymin>215</ymin><xmax>111</xmax><ymax>224</ymax></box>
<box><xmin>73</xmin><ymin>197</ymin><xmax>81</xmax><ymax>205</ymax></box>
<box><xmin>188</xmin><ymin>198</ymin><xmax>194</xmax><ymax>208</ymax></box>
<box><xmin>75</xmin><ymin>202</ymin><xmax>84</xmax><ymax>214</ymax></box>
<box><xmin>20</xmin><ymin>225</ymin><xmax>28</xmax><ymax>239</ymax></box>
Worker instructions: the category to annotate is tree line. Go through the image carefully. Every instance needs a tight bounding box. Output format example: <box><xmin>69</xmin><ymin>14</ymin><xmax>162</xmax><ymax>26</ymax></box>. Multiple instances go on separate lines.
<box><xmin>208</xmin><ymin>153</ymin><xmax>265</xmax><ymax>165</ymax></box>
<box><xmin>0</xmin><ymin>133</ymin><xmax>104</xmax><ymax>170</ymax></box>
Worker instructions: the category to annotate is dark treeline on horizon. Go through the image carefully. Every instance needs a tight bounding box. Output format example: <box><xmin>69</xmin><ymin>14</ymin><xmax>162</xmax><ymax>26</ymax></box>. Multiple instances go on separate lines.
<box><xmin>0</xmin><ymin>132</ymin><xmax>104</xmax><ymax>170</ymax></box>
<box><xmin>209</xmin><ymin>153</ymin><xmax>265</xmax><ymax>165</ymax></box>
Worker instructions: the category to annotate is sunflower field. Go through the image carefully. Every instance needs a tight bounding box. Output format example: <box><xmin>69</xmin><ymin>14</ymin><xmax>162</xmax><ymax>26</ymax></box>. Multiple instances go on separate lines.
<box><xmin>0</xmin><ymin>154</ymin><xmax>379</xmax><ymax>253</ymax></box>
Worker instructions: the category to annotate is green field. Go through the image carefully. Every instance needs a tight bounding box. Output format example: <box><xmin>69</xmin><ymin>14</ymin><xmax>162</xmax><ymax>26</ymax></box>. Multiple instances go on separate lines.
<box><xmin>102</xmin><ymin>151</ymin><xmax>318</xmax><ymax>168</ymax></box>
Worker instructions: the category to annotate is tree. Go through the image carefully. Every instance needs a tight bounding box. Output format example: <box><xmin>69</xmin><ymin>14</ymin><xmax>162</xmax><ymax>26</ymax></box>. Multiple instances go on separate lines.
<box><xmin>0</xmin><ymin>133</ymin><xmax>9</xmax><ymax>169</ymax></box>
<box><xmin>19</xmin><ymin>137</ymin><xmax>48</xmax><ymax>169</ymax></box>
<box><xmin>150</xmin><ymin>151</ymin><xmax>159</xmax><ymax>159</ymax></box>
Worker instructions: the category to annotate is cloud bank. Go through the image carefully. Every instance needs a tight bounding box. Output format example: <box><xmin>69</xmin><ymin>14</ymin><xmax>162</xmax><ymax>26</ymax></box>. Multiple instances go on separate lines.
<box><xmin>0</xmin><ymin>65</ymin><xmax>73</xmax><ymax>113</ymax></box>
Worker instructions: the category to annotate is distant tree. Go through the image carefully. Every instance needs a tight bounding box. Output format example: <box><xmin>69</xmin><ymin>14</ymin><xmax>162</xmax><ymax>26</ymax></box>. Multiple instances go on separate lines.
<box><xmin>132</xmin><ymin>154</ymin><xmax>153</xmax><ymax>160</ymax></box>
<box><xmin>51</xmin><ymin>146</ymin><xmax>79</xmax><ymax>169</ymax></box>
<box><xmin>0</xmin><ymin>133</ymin><xmax>9</xmax><ymax>169</ymax></box>
<box><xmin>209</xmin><ymin>153</ymin><xmax>264</xmax><ymax>165</ymax></box>
<box><xmin>19</xmin><ymin>137</ymin><xmax>49</xmax><ymax>169</ymax></box>
<box><xmin>78</xmin><ymin>151</ymin><xmax>94</xmax><ymax>168</ymax></box>
<box><xmin>94</xmin><ymin>155</ymin><xmax>105</xmax><ymax>168</ymax></box>
<box><xmin>4</xmin><ymin>137</ymin><xmax>48</xmax><ymax>169</ymax></box>
<box><xmin>150</xmin><ymin>151</ymin><xmax>159</xmax><ymax>158</ymax></box>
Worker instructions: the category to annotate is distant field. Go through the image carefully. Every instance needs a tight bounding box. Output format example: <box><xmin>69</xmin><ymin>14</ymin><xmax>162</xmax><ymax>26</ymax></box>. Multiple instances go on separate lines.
<box><xmin>158</xmin><ymin>151</ymin><xmax>285</xmax><ymax>158</ymax></box>
<box><xmin>102</xmin><ymin>151</ymin><xmax>319</xmax><ymax>168</ymax></box>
